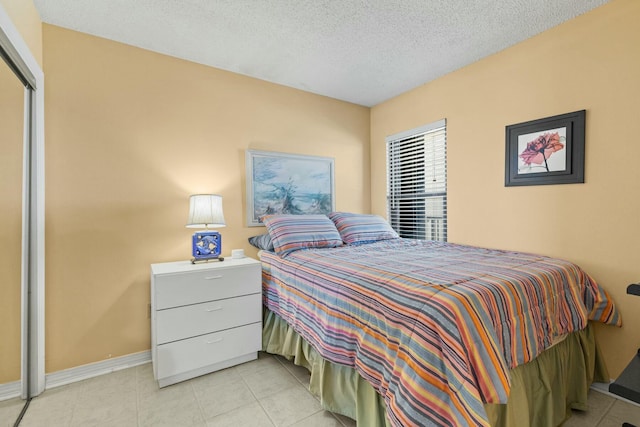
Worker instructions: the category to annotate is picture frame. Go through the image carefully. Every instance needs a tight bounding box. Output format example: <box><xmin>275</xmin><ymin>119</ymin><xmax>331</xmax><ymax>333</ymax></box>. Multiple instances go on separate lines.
<box><xmin>505</xmin><ymin>110</ymin><xmax>585</xmax><ymax>187</ymax></box>
<box><xmin>245</xmin><ymin>150</ymin><xmax>335</xmax><ymax>227</ymax></box>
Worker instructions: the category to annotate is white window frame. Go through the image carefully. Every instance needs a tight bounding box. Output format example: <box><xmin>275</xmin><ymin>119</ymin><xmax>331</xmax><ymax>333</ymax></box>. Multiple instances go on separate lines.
<box><xmin>386</xmin><ymin>119</ymin><xmax>447</xmax><ymax>241</ymax></box>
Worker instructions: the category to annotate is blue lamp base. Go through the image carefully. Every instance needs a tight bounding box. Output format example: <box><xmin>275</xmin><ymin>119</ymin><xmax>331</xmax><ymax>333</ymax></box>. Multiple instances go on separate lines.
<box><xmin>191</xmin><ymin>231</ymin><xmax>224</xmax><ymax>264</ymax></box>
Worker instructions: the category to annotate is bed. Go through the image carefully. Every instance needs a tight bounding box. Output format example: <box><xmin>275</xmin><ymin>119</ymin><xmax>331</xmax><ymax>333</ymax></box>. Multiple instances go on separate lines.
<box><xmin>253</xmin><ymin>213</ymin><xmax>621</xmax><ymax>427</ymax></box>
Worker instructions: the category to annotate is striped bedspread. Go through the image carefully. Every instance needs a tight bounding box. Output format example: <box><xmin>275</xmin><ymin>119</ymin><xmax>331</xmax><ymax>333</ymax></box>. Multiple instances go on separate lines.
<box><xmin>261</xmin><ymin>239</ymin><xmax>620</xmax><ymax>427</ymax></box>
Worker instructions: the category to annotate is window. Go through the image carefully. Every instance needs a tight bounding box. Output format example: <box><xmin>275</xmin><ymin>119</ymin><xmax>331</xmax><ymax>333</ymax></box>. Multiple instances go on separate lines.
<box><xmin>386</xmin><ymin>119</ymin><xmax>447</xmax><ymax>241</ymax></box>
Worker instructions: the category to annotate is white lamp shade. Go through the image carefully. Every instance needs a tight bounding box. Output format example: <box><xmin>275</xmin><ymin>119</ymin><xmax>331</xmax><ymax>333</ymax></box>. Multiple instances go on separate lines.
<box><xmin>186</xmin><ymin>194</ymin><xmax>226</xmax><ymax>228</ymax></box>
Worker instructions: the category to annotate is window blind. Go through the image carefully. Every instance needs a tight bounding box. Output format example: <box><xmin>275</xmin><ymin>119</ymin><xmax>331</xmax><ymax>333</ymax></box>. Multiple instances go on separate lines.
<box><xmin>386</xmin><ymin>120</ymin><xmax>447</xmax><ymax>241</ymax></box>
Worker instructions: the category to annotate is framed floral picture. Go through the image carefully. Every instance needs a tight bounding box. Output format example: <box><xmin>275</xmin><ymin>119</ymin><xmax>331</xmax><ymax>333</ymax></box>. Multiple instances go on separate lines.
<box><xmin>505</xmin><ymin>110</ymin><xmax>585</xmax><ymax>187</ymax></box>
<box><xmin>245</xmin><ymin>150</ymin><xmax>335</xmax><ymax>227</ymax></box>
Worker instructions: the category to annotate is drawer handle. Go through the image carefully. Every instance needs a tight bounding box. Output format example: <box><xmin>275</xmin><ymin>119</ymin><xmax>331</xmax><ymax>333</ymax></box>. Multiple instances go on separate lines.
<box><xmin>206</xmin><ymin>338</ymin><xmax>223</xmax><ymax>344</ymax></box>
<box><xmin>204</xmin><ymin>275</ymin><xmax>223</xmax><ymax>280</ymax></box>
<box><xmin>205</xmin><ymin>306</ymin><xmax>223</xmax><ymax>312</ymax></box>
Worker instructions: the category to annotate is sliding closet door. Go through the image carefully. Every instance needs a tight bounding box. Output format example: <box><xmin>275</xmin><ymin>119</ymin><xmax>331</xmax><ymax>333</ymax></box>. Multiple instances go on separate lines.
<box><xmin>0</xmin><ymin>4</ymin><xmax>46</xmax><ymax>404</ymax></box>
<box><xmin>0</xmin><ymin>46</ymin><xmax>25</xmax><ymax>393</ymax></box>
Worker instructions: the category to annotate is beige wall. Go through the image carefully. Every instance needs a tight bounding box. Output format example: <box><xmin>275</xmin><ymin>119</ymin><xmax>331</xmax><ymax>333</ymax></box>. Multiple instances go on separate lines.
<box><xmin>0</xmin><ymin>0</ymin><xmax>42</xmax><ymax>66</ymax></box>
<box><xmin>42</xmin><ymin>24</ymin><xmax>370</xmax><ymax>372</ymax></box>
<box><xmin>14</xmin><ymin>0</ymin><xmax>636</xmax><ymax>380</ymax></box>
<box><xmin>371</xmin><ymin>0</ymin><xmax>640</xmax><ymax>377</ymax></box>
<box><xmin>0</xmin><ymin>50</ymin><xmax>25</xmax><ymax>384</ymax></box>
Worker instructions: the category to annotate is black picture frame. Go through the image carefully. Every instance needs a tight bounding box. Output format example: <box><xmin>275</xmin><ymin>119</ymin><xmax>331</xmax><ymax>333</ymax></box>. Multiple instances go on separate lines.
<box><xmin>505</xmin><ymin>110</ymin><xmax>585</xmax><ymax>187</ymax></box>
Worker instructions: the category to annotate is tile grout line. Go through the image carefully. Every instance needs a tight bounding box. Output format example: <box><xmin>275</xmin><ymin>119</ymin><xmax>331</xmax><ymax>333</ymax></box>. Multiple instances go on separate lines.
<box><xmin>593</xmin><ymin>396</ymin><xmax>617</xmax><ymax>426</ymax></box>
<box><xmin>237</xmin><ymin>357</ymin><xmax>278</xmax><ymax>426</ymax></box>
<box><xmin>188</xmin><ymin>381</ymin><xmax>208</xmax><ymax>425</ymax></box>
<box><xmin>274</xmin><ymin>355</ymin><xmax>313</xmax><ymax>427</ymax></box>
<box><xmin>273</xmin><ymin>354</ymin><xmax>353</xmax><ymax>427</ymax></box>
<box><xmin>191</xmin><ymin>358</ymin><xmax>278</xmax><ymax>425</ymax></box>
<box><xmin>135</xmin><ymin>366</ymin><xmax>141</xmax><ymax>427</ymax></box>
<box><xmin>273</xmin><ymin>353</ymin><xmax>337</xmax><ymax>426</ymax></box>
<box><xmin>67</xmin><ymin>378</ymin><xmax>81</xmax><ymax>426</ymax></box>
<box><xmin>285</xmin><ymin>409</ymin><xmax>331</xmax><ymax>427</ymax></box>
<box><xmin>186</xmin><ymin>372</ymin><xmax>206</xmax><ymax>423</ymax></box>
<box><xmin>66</xmin><ymin>381</ymin><xmax>81</xmax><ymax>427</ymax></box>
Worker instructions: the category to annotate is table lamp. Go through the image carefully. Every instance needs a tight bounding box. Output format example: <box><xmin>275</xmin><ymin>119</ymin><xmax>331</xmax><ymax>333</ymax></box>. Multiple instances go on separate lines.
<box><xmin>186</xmin><ymin>194</ymin><xmax>226</xmax><ymax>263</ymax></box>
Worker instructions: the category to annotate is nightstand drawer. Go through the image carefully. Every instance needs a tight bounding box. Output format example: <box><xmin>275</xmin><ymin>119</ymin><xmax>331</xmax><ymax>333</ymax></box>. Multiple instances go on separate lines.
<box><xmin>156</xmin><ymin>293</ymin><xmax>261</xmax><ymax>344</ymax></box>
<box><xmin>155</xmin><ymin>263</ymin><xmax>260</xmax><ymax>309</ymax></box>
<box><xmin>156</xmin><ymin>322</ymin><xmax>261</xmax><ymax>379</ymax></box>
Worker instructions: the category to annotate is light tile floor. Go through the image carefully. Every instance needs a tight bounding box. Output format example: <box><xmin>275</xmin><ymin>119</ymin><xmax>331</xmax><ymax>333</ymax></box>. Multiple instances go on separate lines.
<box><xmin>2</xmin><ymin>352</ymin><xmax>639</xmax><ymax>427</ymax></box>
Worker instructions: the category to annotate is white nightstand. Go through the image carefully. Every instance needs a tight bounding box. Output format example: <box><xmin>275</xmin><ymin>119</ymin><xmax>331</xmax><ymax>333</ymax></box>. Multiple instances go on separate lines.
<box><xmin>150</xmin><ymin>257</ymin><xmax>262</xmax><ymax>387</ymax></box>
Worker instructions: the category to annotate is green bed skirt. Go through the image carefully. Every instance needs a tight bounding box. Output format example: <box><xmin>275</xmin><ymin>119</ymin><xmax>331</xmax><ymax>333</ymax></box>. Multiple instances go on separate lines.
<box><xmin>262</xmin><ymin>308</ymin><xmax>609</xmax><ymax>427</ymax></box>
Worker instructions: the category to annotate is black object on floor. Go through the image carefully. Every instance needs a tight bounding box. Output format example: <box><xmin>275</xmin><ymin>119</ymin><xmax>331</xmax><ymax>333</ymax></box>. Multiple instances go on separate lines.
<box><xmin>610</xmin><ymin>284</ymin><xmax>640</xmax><ymax>427</ymax></box>
<box><xmin>13</xmin><ymin>397</ymin><xmax>31</xmax><ymax>427</ymax></box>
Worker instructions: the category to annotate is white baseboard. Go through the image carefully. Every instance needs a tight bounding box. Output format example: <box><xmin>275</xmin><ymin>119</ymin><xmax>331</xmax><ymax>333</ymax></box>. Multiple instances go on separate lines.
<box><xmin>45</xmin><ymin>350</ymin><xmax>151</xmax><ymax>391</ymax></box>
<box><xmin>0</xmin><ymin>380</ymin><xmax>21</xmax><ymax>401</ymax></box>
<box><xmin>12</xmin><ymin>353</ymin><xmax>639</xmax><ymax>410</ymax></box>
<box><xmin>591</xmin><ymin>381</ymin><xmax>640</xmax><ymax>408</ymax></box>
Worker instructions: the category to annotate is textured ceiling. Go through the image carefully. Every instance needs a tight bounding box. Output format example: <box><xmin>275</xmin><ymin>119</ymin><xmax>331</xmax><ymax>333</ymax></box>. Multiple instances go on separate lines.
<box><xmin>33</xmin><ymin>0</ymin><xmax>608</xmax><ymax>107</ymax></box>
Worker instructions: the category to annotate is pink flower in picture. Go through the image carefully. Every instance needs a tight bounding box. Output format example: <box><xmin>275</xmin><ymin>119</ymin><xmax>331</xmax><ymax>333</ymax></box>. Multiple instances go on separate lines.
<box><xmin>519</xmin><ymin>132</ymin><xmax>564</xmax><ymax>172</ymax></box>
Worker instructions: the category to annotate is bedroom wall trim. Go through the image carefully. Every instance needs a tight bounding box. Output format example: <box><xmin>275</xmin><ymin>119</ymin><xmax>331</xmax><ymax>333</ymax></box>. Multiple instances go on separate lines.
<box><xmin>9</xmin><ymin>361</ymin><xmax>634</xmax><ymax>407</ymax></box>
<box><xmin>45</xmin><ymin>351</ymin><xmax>151</xmax><ymax>390</ymax></box>
<box><xmin>0</xmin><ymin>381</ymin><xmax>21</xmax><ymax>401</ymax></box>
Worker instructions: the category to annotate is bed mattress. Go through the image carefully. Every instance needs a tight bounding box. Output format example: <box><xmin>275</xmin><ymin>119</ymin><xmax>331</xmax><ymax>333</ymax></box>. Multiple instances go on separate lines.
<box><xmin>260</xmin><ymin>239</ymin><xmax>620</xmax><ymax>426</ymax></box>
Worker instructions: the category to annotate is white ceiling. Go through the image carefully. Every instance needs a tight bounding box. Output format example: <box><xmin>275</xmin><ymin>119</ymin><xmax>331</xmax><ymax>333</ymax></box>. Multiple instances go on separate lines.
<box><xmin>33</xmin><ymin>0</ymin><xmax>608</xmax><ymax>107</ymax></box>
